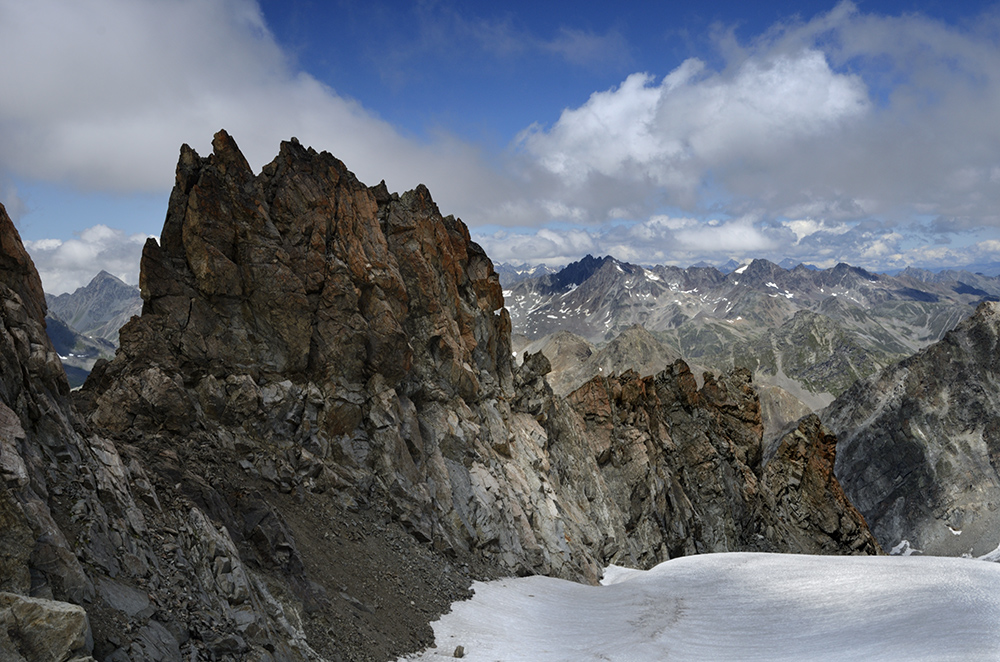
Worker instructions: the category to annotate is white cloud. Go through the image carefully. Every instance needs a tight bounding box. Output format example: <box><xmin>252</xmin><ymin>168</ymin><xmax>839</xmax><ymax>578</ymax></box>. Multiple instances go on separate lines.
<box><xmin>477</xmin><ymin>214</ymin><xmax>1000</xmax><ymax>274</ymax></box>
<box><xmin>24</xmin><ymin>225</ymin><xmax>152</xmax><ymax>294</ymax></box>
<box><xmin>477</xmin><ymin>215</ymin><xmax>780</xmax><ymax>268</ymax></box>
<box><xmin>784</xmin><ymin>219</ymin><xmax>852</xmax><ymax>242</ymax></box>
<box><xmin>0</xmin><ymin>0</ymin><xmax>508</xmax><ymax>220</ymax></box>
<box><xmin>511</xmin><ymin>1</ymin><xmax>1000</xmax><ymax>245</ymax></box>
<box><xmin>674</xmin><ymin>218</ymin><xmax>775</xmax><ymax>254</ymax></box>
<box><xmin>519</xmin><ymin>48</ymin><xmax>869</xmax><ymax>206</ymax></box>
<box><xmin>4</xmin><ymin>0</ymin><xmax>1000</xmax><ymax>276</ymax></box>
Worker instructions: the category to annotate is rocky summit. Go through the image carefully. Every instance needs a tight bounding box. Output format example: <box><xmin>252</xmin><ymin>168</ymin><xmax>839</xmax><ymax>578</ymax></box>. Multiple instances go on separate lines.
<box><xmin>3</xmin><ymin>132</ymin><xmax>878</xmax><ymax>662</ymax></box>
<box><xmin>825</xmin><ymin>300</ymin><xmax>1000</xmax><ymax>558</ymax></box>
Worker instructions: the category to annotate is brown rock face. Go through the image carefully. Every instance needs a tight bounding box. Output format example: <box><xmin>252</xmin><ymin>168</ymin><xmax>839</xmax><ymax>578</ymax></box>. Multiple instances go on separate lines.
<box><xmin>758</xmin><ymin>415</ymin><xmax>881</xmax><ymax>555</ymax></box>
<box><xmin>95</xmin><ymin>132</ymin><xmax>510</xmax><ymax>435</ymax></box>
<box><xmin>1</xmin><ymin>132</ymin><xmax>878</xmax><ymax>661</ymax></box>
<box><xmin>548</xmin><ymin>365</ymin><xmax>879</xmax><ymax>563</ymax></box>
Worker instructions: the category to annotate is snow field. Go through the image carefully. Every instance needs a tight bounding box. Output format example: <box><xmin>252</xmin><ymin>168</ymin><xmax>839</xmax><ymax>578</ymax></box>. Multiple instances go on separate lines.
<box><xmin>399</xmin><ymin>552</ymin><xmax>1000</xmax><ymax>661</ymax></box>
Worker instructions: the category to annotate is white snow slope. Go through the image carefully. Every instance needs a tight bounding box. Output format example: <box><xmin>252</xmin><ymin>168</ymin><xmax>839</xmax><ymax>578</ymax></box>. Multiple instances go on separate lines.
<box><xmin>399</xmin><ymin>552</ymin><xmax>1000</xmax><ymax>661</ymax></box>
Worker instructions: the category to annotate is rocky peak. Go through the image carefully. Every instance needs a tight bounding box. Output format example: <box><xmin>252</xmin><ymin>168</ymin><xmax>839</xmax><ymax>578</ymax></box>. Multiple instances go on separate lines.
<box><xmin>45</xmin><ymin>269</ymin><xmax>141</xmax><ymax>346</ymax></box>
<box><xmin>117</xmin><ymin>130</ymin><xmax>509</xmax><ymax>420</ymax></box>
<box><xmin>758</xmin><ymin>415</ymin><xmax>880</xmax><ymax>555</ymax></box>
<box><xmin>0</xmin><ymin>131</ymin><xmax>882</xmax><ymax>660</ymax></box>
<box><xmin>736</xmin><ymin>258</ymin><xmax>785</xmax><ymax>287</ymax></box>
<box><xmin>543</xmin><ymin>254</ymin><xmax>612</xmax><ymax>293</ymax></box>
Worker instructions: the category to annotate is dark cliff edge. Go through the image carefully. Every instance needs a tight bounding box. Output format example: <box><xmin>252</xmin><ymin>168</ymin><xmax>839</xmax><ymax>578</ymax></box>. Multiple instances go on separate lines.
<box><xmin>2</xmin><ymin>132</ymin><xmax>877</xmax><ymax>662</ymax></box>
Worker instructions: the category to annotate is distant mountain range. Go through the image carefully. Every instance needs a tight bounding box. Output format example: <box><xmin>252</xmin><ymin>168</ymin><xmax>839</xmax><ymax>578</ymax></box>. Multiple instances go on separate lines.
<box><xmin>505</xmin><ymin>254</ymin><xmax>1000</xmax><ymax>417</ymax></box>
<box><xmin>43</xmin><ymin>270</ymin><xmax>142</xmax><ymax>386</ymax></box>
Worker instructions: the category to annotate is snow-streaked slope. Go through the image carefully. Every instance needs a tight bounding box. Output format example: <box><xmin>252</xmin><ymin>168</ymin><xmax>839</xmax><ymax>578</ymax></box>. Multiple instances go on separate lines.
<box><xmin>400</xmin><ymin>552</ymin><xmax>1000</xmax><ymax>661</ymax></box>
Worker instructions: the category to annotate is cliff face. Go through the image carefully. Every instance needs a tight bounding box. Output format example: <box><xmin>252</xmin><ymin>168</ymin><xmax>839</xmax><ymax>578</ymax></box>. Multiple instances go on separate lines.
<box><xmin>2</xmin><ymin>132</ymin><xmax>878</xmax><ymax>662</ymax></box>
<box><xmin>825</xmin><ymin>300</ymin><xmax>1000</xmax><ymax>557</ymax></box>
<box><xmin>547</xmin><ymin>365</ymin><xmax>879</xmax><ymax>561</ymax></box>
<box><xmin>1</xmin><ymin>204</ymin><xmax>138</xmax><ymax>661</ymax></box>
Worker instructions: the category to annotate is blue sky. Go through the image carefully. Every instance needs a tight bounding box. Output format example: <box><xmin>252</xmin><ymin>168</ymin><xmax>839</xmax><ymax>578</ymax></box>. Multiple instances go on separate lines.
<box><xmin>3</xmin><ymin>0</ymin><xmax>1000</xmax><ymax>292</ymax></box>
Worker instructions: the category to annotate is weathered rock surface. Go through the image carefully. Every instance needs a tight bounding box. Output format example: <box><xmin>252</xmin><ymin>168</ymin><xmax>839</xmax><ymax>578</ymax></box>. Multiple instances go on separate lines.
<box><xmin>0</xmin><ymin>592</ymin><xmax>94</xmax><ymax>662</ymax></box>
<box><xmin>2</xmin><ymin>133</ymin><xmax>879</xmax><ymax>662</ymax></box>
<box><xmin>825</xmin><ymin>301</ymin><xmax>1000</xmax><ymax>556</ymax></box>
<box><xmin>515</xmin><ymin>325</ymin><xmax>681</xmax><ymax>397</ymax></box>
<box><xmin>547</xmin><ymin>365</ymin><xmax>879</xmax><ymax>560</ymax></box>
<box><xmin>758</xmin><ymin>415</ymin><xmax>880</xmax><ymax>555</ymax></box>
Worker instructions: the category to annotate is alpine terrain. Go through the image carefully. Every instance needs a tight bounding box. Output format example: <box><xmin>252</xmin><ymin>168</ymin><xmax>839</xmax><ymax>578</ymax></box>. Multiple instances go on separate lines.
<box><xmin>0</xmin><ymin>132</ymin><xmax>881</xmax><ymax>661</ymax></box>
<box><xmin>825</xmin><ymin>300</ymin><xmax>1000</xmax><ymax>557</ymax></box>
<box><xmin>43</xmin><ymin>271</ymin><xmax>142</xmax><ymax>387</ymax></box>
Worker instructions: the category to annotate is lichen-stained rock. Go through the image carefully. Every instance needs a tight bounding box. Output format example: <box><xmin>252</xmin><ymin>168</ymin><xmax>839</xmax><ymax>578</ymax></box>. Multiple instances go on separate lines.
<box><xmin>0</xmin><ymin>592</ymin><xmax>93</xmax><ymax>662</ymax></box>
<box><xmin>543</xmin><ymin>363</ymin><xmax>878</xmax><ymax>568</ymax></box>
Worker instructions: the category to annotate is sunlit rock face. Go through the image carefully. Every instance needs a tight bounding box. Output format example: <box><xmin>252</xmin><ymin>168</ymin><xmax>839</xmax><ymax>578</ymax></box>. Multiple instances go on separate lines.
<box><xmin>826</xmin><ymin>301</ymin><xmax>1000</xmax><ymax>557</ymax></box>
<box><xmin>0</xmin><ymin>131</ymin><xmax>880</xmax><ymax>660</ymax></box>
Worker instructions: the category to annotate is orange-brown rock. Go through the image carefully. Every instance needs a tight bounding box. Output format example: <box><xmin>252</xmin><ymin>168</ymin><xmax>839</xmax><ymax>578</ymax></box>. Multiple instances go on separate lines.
<box><xmin>758</xmin><ymin>414</ymin><xmax>881</xmax><ymax>554</ymax></box>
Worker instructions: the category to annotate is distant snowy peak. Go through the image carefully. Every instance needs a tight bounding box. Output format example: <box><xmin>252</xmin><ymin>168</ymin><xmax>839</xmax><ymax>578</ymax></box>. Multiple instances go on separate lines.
<box><xmin>506</xmin><ymin>254</ymin><xmax>1000</xmax><ymax>345</ymax></box>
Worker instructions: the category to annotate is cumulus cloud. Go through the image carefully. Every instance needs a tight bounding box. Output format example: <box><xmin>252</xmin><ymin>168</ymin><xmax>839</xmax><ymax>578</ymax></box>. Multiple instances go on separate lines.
<box><xmin>476</xmin><ymin>214</ymin><xmax>1000</xmax><ymax>274</ymax></box>
<box><xmin>476</xmin><ymin>215</ymin><xmax>781</xmax><ymax>268</ymax></box>
<box><xmin>517</xmin><ymin>46</ymin><xmax>870</xmax><ymax>215</ymax></box>
<box><xmin>0</xmin><ymin>0</ymin><xmax>509</xmax><ymax>219</ymax></box>
<box><xmin>522</xmin><ymin>51</ymin><xmax>867</xmax><ymax>189</ymax></box>
<box><xmin>514</xmin><ymin>1</ymin><xmax>1000</xmax><ymax>246</ymax></box>
<box><xmin>24</xmin><ymin>225</ymin><xmax>152</xmax><ymax>294</ymax></box>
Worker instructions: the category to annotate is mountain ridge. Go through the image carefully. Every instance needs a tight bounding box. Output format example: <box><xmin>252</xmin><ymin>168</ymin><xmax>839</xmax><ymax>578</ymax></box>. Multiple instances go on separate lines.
<box><xmin>505</xmin><ymin>253</ymin><xmax>994</xmax><ymax>407</ymax></box>
<box><xmin>824</xmin><ymin>300</ymin><xmax>1000</xmax><ymax>557</ymax></box>
<box><xmin>45</xmin><ymin>270</ymin><xmax>142</xmax><ymax>345</ymax></box>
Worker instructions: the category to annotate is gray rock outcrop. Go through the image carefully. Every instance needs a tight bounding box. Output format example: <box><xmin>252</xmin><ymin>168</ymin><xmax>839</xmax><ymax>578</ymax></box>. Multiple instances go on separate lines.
<box><xmin>825</xmin><ymin>301</ymin><xmax>1000</xmax><ymax>556</ymax></box>
<box><xmin>0</xmin><ymin>592</ymin><xmax>94</xmax><ymax>662</ymax></box>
